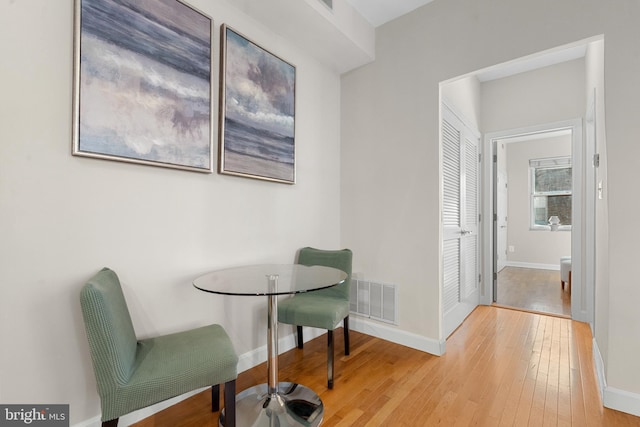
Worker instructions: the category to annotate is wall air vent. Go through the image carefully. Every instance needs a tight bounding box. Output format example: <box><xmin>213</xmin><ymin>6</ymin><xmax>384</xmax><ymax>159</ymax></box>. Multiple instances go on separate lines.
<box><xmin>349</xmin><ymin>279</ymin><xmax>398</xmax><ymax>325</ymax></box>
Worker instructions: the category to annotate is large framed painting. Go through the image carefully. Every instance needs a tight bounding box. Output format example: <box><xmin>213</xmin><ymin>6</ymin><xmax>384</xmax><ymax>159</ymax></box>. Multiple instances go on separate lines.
<box><xmin>72</xmin><ymin>0</ymin><xmax>213</xmax><ymax>173</ymax></box>
<box><xmin>219</xmin><ymin>25</ymin><xmax>296</xmax><ymax>184</ymax></box>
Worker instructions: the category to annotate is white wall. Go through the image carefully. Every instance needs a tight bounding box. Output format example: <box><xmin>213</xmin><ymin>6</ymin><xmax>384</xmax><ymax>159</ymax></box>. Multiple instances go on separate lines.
<box><xmin>443</xmin><ymin>58</ymin><xmax>580</xmax><ymax>271</ymax></box>
<box><xmin>505</xmin><ymin>136</ymin><xmax>572</xmax><ymax>266</ymax></box>
<box><xmin>481</xmin><ymin>59</ymin><xmax>586</xmax><ymax>134</ymax></box>
<box><xmin>341</xmin><ymin>0</ymin><xmax>640</xmax><ymax>414</ymax></box>
<box><xmin>0</xmin><ymin>0</ymin><xmax>342</xmax><ymax>424</ymax></box>
<box><xmin>441</xmin><ymin>75</ymin><xmax>482</xmax><ymax>131</ymax></box>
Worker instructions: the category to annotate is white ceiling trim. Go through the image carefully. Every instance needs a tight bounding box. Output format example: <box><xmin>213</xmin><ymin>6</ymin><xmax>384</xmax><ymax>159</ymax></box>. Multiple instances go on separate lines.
<box><xmin>476</xmin><ymin>45</ymin><xmax>588</xmax><ymax>82</ymax></box>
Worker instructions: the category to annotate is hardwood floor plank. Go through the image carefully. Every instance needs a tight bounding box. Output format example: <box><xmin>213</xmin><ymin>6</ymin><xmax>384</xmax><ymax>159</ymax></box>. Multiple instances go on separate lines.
<box><xmin>557</xmin><ymin>319</ymin><xmax>573</xmax><ymax>426</ymax></box>
<box><xmin>132</xmin><ymin>306</ymin><xmax>640</xmax><ymax>427</ymax></box>
<box><xmin>497</xmin><ymin>313</ymin><xmax>534</xmax><ymax>426</ymax></box>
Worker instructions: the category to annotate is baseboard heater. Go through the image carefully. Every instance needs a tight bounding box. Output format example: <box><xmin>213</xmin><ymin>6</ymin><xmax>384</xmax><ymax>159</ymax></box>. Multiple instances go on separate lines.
<box><xmin>349</xmin><ymin>279</ymin><xmax>398</xmax><ymax>325</ymax></box>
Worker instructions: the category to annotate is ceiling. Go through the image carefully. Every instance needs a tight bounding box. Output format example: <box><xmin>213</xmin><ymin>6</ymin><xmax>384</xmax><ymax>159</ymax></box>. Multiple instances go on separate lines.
<box><xmin>342</xmin><ymin>0</ymin><xmax>588</xmax><ymax>81</ymax></box>
<box><xmin>344</xmin><ymin>0</ymin><xmax>435</xmax><ymax>27</ymax></box>
<box><xmin>238</xmin><ymin>0</ymin><xmax>589</xmax><ymax>76</ymax></box>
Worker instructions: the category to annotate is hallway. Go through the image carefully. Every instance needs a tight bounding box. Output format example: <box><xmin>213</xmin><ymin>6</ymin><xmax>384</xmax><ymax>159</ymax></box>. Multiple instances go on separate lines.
<box><xmin>496</xmin><ymin>266</ymin><xmax>571</xmax><ymax>317</ymax></box>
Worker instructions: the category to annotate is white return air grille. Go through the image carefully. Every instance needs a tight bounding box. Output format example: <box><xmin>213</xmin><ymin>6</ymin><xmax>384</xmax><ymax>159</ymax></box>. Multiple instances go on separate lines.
<box><xmin>349</xmin><ymin>279</ymin><xmax>398</xmax><ymax>325</ymax></box>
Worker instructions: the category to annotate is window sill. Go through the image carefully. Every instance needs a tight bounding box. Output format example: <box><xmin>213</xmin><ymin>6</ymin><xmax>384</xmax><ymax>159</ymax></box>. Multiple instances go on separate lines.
<box><xmin>529</xmin><ymin>226</ymin><xmax>572</xmax><ymax>232</ymax></box>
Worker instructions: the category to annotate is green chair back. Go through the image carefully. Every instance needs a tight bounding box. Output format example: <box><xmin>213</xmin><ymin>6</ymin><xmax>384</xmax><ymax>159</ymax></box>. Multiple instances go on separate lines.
<box><xmin>80</xmin><ymin>268</ymin><xmax>138</xmax><ymax>394</ymax></box>
<box><xmin>297</xmin><ymin>247</ymin><xmax>352</xmax><ymax>300</ymax></box>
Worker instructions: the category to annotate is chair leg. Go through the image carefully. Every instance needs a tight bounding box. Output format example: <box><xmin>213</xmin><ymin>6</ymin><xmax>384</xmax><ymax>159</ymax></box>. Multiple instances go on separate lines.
<box><xmin>224</xmin><ymin>379</ymin><xmax>236</xmax><ymax>427</ymax></box>
<box><xmin>327</xmin><ymin>329</ymin><xmax>334</xmax><ymax>389</ymax></box>
<box><xmin>211</xmin><ymin>384</ymin><xmax>220</xmax><ymax>412</ymax></box>
<box><xmin>344</xmin><ymin>316</ymin><xmax>350</xmax><ymax>356</ymax></box>
<box><xmin>297</xmin><ymin>325</ymin><xmax>304</xmax><ymax>349</ymax></box>
<box><xmin>102</xmin><ymin>419</ymin><xmax>118</xmax><ymax>427</ymax></box>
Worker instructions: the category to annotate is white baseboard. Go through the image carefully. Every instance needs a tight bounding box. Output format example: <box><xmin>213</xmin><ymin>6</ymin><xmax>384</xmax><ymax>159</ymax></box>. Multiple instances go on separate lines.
<box><xmin>593</xmin><ymin>338</ymin><xmax>640</xmax><ymax>417</ymax></box>
<box><xmin>505</xmin><ymin>261</ymin><xmax>559</xmax><ymax>271</ymax></box>
<box><xmin>75</xmin><ymin>327</ymin><xmax>640</xmax><ymax>426</ymax></box>
<box><xmin>604</xmin><ymin>387</ymin><xmax>640</xmax><ymax>417</ymax></box>
<box><xmin>593</xmin><ymin>338</ymin><xmax>607</xmax><ymax>398</ymax></box>
<box><xmin>236</xmin><ymin>327</ymin><xmax>325</xmax><ymax>373</ymax></box>
<box><xmin>72</xmin><ymin>389</ymin><xmax>208</xmax><ymax>427</ymax></box>
<box><xmin>72</xmin><ymin>328</ymin><xmax>325</xmax><ymax>427</ymax></box>
<box><xmin>350</xmin><ymin>315</ymin><xmax>445</xmax><ymax>356</ymax></box>
<box><xmin>72</xmin><ymin>323</ymin><xmax>442</xmax><ymax>427</ymax></box>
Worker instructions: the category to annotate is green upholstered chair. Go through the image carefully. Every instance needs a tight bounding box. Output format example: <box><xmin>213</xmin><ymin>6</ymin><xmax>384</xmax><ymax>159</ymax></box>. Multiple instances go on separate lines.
<box><xmin>278</xmin><ymin>247</ymin><xmax>353</xmax><ymax>389</ymax></box>
<box><xmin>80</xmin><ymin>267</ymin><xmax>238</xmax><ymax>427</ymax></box>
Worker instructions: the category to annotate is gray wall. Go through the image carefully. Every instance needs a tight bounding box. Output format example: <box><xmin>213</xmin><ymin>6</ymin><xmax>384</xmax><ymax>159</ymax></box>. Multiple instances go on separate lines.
<box><xmin>506</xmin><ymin>135</ymin><xmax>572</xmax><ymax>266</ymax></box>
<box><xmin>341</xmin><ymin>0</ymin><xmax>640</xmax><ymax>412</ymax></box>
<box><xmin>0</xmin><ymin>0</ymin><xmax>342</xmax><ymax>424</ymax></box>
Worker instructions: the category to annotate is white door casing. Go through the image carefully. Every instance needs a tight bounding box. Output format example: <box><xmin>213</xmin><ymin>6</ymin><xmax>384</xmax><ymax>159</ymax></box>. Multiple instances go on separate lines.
<box><xmin>496</xmin><ymin>169</ymin><xmax>508</xmax><ymax>272</ymax></box>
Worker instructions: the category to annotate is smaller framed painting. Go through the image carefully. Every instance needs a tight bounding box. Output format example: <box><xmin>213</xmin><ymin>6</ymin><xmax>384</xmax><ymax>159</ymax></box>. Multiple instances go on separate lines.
<box><xmin>219</xmin><ymin>25</ymin><xmax>296</xmax><ymax>184</ymax></box>
<box><xmin>72</xmin><ymin>0</ymin><xmax>213</xmax><ymax>173</ymax></box>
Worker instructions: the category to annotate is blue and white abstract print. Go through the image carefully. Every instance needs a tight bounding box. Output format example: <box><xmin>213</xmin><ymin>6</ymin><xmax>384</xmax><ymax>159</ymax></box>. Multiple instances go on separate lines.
<box><xmin>222</xmin><ymin>27</ymin><xmax>295</xmax><ymax>182</ymax></box>
<box><xmin>78</xmin><ymin>0</ymin><xmax>211</xmax><ymax>170</ymax></box>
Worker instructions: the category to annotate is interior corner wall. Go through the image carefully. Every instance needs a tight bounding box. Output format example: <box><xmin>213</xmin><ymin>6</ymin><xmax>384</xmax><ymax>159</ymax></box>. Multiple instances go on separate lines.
<box><xmin>0</xmin><ymin>0</ymin><xmax>342</xmax><ymax>424</ymax></box>
<box><xmin>340</xmin><ymin>0</ymin><xmax>640</xmax><ymax>406</ymax></box>
<box><xmin>441</xmin><ymin>75</ymin><xmax>482</xmax><ymax>132</ymax></box>
<box><xmin>586</xmin><ymin>39</ymin><xmax>610</xmax><ymax>376</ymax></box>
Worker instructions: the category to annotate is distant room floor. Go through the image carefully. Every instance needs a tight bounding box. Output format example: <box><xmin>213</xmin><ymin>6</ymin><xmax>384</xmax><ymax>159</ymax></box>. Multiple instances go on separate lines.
<box><xmin>496</xmin><ymin>266</ymin><xmax>571</xmax><ymax>317</ymax></box>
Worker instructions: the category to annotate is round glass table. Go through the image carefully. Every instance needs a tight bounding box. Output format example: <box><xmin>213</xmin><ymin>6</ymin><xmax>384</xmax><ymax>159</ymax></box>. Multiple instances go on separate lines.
<box><xmin>193</xmin><ymin>264</ymin><xmax>348</xmax><ymax>427</ymax></box>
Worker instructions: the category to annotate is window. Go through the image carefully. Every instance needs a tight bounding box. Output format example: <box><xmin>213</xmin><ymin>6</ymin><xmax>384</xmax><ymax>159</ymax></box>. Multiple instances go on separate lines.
<box><xmin>530</xmin><ymin>157</ymin><xmax>572</xmax><ymax>230</ymax></box>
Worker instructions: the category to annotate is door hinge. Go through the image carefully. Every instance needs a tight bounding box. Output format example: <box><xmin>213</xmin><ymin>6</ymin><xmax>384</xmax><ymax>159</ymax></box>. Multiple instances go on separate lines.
<box><xmin>593</xmin><ymin>153</ymin><xmax>600</xmax><ymax>167</ymax></box>
<box><xmin>493</xmin><ymin>213</ymin><xmax>497</xmax><ymax>221</ymax></box>
<box><xmin>478</xmin><ymin>213</ymin><xmax>482</xmax><ymax>222</ymax></box>
<box><xmin>478</xmin><ymin>153</ymin><xmax>482</xmax><ymax>162</ymax></box>
<box><xmin>493</xmin><ymin>154</ymin><xmax>497</xmax><ymax>163</ymax></box>
<box><xmin>478</xmin><ymin>274</ymin><xmax>482</xmax><ymax>283</ymax></box>
<box><xmin>493</xmin><ymin>272</ymin><xmax>498</xmax><ymax>281</ymax></box>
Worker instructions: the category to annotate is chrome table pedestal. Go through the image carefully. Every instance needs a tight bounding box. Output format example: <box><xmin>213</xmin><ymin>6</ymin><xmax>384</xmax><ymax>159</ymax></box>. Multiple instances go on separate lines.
<box><xmin>219</xmin><ymin>273</ymin><xmax>326</xmax><ymax>427</ymax></box>
<box><xmin>194</xmin><ymin>265</ymin><xmax>346</xmax><ymax>427</ymax></box>
<box><xmin>221</xmin><ymin>382</ymin><xmax>322</xmax><ymax>427</ymax></box>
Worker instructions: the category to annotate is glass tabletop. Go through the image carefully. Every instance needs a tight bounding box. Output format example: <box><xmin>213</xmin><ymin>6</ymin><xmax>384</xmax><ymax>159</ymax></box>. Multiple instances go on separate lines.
<box><xmin>193</xmin><ymin>264</ymin><xmax>347</xmax><ymax>296</ymax></box>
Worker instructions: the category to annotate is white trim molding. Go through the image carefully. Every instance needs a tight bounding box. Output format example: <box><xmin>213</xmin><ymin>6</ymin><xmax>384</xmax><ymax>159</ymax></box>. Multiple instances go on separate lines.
<box><xmin>593</xmin><ymin>338</ymin><xmax>607</xmax><ymax>399</ymax></box>
<box><xmin>71</xmin><ymin>389</ymin><xmax>207</xmax><ymax>427</ymax></box>
<box><xmin>604</xmin><ymin>387</ymin><xmax>640</xmax><ymax>417</ymax></box>
<box><xmin>593</xmin><ymin>338</ymin><xmax>640</xmax><ymax>417</ymax></box>
<box><xmin>505</xmin><ymin>261</ymin><xmax>560</xmax><ymax>271</ymax></box>
<box><xmin>350</xmin><ymin>315</ymin><xmax>446</xmax><ymax>356</ymax></box>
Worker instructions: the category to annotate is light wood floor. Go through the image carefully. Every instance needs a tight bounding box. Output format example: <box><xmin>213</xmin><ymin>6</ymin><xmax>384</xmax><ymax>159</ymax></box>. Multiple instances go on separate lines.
<box><xmin>497</xmin><ymin>267</ymin><xmax>571</xmax><ymax>317</ymax></box>
<box><xmin>133</xmin><ymin>306</ymin><xmax>640</xmax><ymax>426</ymax></box>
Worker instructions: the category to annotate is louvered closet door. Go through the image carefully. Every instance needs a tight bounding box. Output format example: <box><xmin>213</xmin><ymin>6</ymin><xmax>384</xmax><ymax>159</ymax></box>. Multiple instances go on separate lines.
<box><xmin>442</xmin><ymin>104</ymin><xmax>480</xmax><ymax>338</ymax></box>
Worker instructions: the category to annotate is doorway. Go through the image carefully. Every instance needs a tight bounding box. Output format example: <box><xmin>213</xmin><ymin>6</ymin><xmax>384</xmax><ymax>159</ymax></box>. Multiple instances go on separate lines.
<box><xmin>491</xmin><ymin>127</ymin><xmax>575</xmax><ymax>317</ymax></box>
<box><xmin>442</xmin><ymin>38</ymin><xmax>600</xmax><ymax>329</ymax></box>
<box><xmin>484</xmin><ymin>119</ymin><xmax>585</xmax><ymax>320</ymax></box>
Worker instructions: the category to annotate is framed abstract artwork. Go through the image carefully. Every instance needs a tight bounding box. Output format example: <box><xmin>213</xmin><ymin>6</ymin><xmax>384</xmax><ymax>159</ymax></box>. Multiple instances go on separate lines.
<box><xmin>219</xmin><ymin>25</ymin><xmax>296</xmax><ymax>184</ymax></box>
<box><xmin>72</xmin><ymin>0</ymin><xmax>213</xmax><ymax>172</ymax></box>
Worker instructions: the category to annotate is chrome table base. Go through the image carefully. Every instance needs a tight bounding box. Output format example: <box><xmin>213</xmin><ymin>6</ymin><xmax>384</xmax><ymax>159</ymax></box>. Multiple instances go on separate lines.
<box><xmin>218</xmin><ymin>273</ymin><xmax>327</xmax><ymax>426</ymax></box>
<box><xmin>220</xmin><ymin>382</ymin><xmax>323</xmax><ymax>427</ymax></box>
